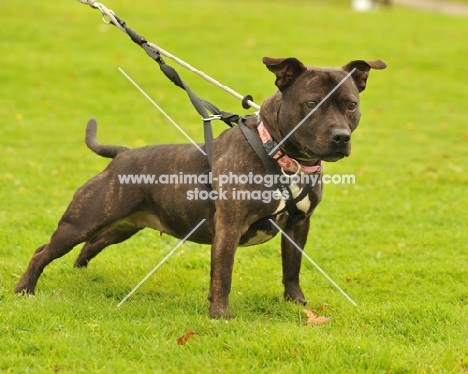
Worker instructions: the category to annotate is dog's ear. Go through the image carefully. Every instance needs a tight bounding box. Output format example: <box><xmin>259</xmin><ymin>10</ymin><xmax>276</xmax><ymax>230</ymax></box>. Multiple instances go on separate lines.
<box><xmin>343</xmin><ymin>59</ymin><xmax>387</xmax><ymax>92</ymax></box>
<box><xmin>262</xmin><ymin>57</ymin><xmax>307</xmax><ymax>91</ymax></box>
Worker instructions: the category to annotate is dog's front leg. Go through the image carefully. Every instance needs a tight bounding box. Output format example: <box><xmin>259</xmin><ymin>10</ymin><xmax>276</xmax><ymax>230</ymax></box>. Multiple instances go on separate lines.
<box><xmin>281</xmin><ymin>217</ymin><xmax>311</xmax><ymax>304</ymax></box>
<box><xmin>208</xmin><ymin>214</ymin><xmax>242</xmax><ymax>319</ymax></box>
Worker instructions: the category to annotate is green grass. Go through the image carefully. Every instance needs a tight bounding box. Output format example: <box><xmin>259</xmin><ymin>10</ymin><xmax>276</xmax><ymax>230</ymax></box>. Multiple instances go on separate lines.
<box><xmin>1</xmin><ymin>0</ymin><xmax>468</xmax><ymax>373</ymax></box>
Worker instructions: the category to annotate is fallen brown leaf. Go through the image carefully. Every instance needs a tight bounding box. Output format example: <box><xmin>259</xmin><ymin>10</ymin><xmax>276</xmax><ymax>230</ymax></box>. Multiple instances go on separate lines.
<box><xmin>317</xmin><ymin>304</ymin><xmax>329</xmax><ymax>311</ymax></box>
<box><xmin>177</xmin><ymin>330</ymin><xmax>196</xmax><ymax>345</ymax></box>
<box><xmin>302</xmin><ymin>309</ymin><xmax>330</xmax><ymax>326</ymax></box>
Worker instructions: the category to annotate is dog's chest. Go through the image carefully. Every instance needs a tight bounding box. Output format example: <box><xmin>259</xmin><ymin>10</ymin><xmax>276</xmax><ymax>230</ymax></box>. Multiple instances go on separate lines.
<box><xmin>239</xmin><ymin>184</ymin><xmax>313</xmax><ymax>247</ymax></box>
<box><xmin>273</xmin><ymin>183</ymin><xmax>312</xmax><ymax>214</ymax></box>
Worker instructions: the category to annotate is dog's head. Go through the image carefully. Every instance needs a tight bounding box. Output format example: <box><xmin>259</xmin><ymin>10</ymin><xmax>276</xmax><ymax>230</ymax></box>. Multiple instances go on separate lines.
<box><xmin>260</xmin><ymin>57</ymin><xmax>386</xmax><ymax>163</ymax></box>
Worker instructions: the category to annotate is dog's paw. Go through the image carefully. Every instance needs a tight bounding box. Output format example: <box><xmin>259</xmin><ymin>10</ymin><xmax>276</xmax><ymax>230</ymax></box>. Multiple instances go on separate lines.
<box><xmin>287</xmin><ymin>295</ymin><xmax>308</xmax><ymax>305</ymax></box>
<box><xmin>209</xmin><ymin>305</ymin><xmax>232</xmax><ymax>320</ymax></box>
<box><xmin>14</xmin><ymin>286</ymin><xmax>35</xmax><ymax>296</ymax></box>
<box><xmin>284</xmin><ymin>286</ymin><xmax>308</xmax><ymax>305</ymax></box>
<box><xmin>73</xmin><ymin>260</ymin><xmax>89</xmax><ymax>268</ymax></box>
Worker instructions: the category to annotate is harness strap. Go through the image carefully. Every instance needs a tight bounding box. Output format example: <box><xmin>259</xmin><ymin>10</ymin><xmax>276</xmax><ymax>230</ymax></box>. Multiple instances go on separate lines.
<box><xmin>238</xmin><ymin>120</ymin><xmax>307</xmax><ymax>225</ymax></box>
<box><xmin>254</xmin><ymin>118</ymin><xmax>320</xmax><ymax>216</ymax></box>
<box><xmin>293</xmin><ymin>181</ymin><xmax>315</xmax><ymax>205</ymax></box>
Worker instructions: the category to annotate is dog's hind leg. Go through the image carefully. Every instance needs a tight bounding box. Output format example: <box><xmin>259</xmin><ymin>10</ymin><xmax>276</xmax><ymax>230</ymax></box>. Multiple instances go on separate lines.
<box><xmin>74</xmin><ymin>226</ymin><xmax>142</xmax><ymax>268</ymax></box>
<box><xmin>14</xmin><ymin>172</ymin><xmax>144</xmax><ymax>295</ymax></box>
<box><xmin>14</xmin><ymin>221</ymin><xmax>99</xmax><ymax>295</ymax></box>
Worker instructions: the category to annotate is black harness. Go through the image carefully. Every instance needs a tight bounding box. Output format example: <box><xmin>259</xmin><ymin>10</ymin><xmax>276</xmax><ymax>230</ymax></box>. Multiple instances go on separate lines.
<box><xmin>108</xmin><ymin>13</ymin><xmax>314</xmax><ymax>225</ymax></box>
<box><xmin>238</xmin><ymin>117</ymin><xmax>316</xmax><ymax>225</ymax></box>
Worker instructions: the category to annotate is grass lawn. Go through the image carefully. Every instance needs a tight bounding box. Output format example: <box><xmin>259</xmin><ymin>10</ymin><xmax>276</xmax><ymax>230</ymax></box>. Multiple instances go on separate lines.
<box><xmin>1</xmin><ymin>0</ymin><xmax>467</xmax><ymax>373</ymax></box>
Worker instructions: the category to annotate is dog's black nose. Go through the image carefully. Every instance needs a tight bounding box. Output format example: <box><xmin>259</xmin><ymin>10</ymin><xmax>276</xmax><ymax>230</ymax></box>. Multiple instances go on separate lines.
<box><xmin>332</xmin><ymin>129</ymin><xmax>351</xmax><ymax>144</ymax></box>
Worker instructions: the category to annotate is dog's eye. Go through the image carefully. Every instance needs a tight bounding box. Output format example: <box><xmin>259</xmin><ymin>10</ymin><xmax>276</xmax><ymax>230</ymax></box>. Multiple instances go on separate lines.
<box><xmin>306</xmin><ymin>101</ymin><xmax>318</xmax><ymax>110</ymax></box>
<box><xmin>348</xmin><ymin>102</ymin><xmax>358</xmax><ymax>112</ymax></box>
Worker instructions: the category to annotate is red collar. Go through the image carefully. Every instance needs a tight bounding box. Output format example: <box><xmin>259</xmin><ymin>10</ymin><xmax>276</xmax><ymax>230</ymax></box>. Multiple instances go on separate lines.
<box><xmin>257</xmin><ymin>121</ymin><xmax>322</xmax><ymax>174</ymax></box>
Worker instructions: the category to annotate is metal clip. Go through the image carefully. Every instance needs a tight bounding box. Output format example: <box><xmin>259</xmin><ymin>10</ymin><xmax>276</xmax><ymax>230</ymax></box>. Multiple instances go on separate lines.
<box><xmin>94</xmin><ymin>4</ymin><xmax>116</xmax><ymax>24</ymax></box>
<box><xmin>262</xmin><ymin>139</ymin><xmax>277</xmax><ymax>154</ymax></box>
<box><xmin>281</xmin><ymin>158</ymin><xmax>301</xmax><ymax>179</ymax></box>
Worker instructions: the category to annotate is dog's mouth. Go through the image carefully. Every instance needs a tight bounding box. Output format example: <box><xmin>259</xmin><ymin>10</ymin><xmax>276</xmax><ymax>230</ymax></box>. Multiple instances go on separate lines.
<box><xmin>321</xmin><ymin>152</ymin><xmax>347</xmax><ymax>162</ymax></box>
<box><xmin>305</xmin><ymin>148</ymin><xmax>348</xmax><ymax>162</ymax></box>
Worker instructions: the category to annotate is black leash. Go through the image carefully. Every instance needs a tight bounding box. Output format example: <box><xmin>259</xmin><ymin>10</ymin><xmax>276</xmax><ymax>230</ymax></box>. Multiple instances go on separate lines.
<box><xmin>108</xmin><ymin>13</ymin><xmax>242</xmax><ymax>168</ymax></box>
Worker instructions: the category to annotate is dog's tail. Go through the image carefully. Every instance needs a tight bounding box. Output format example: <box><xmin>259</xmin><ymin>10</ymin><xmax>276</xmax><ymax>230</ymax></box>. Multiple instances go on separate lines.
<box><xmin>85</xmin><ymin>118</ymin><xmax>129</xmax><ymax>159</ymax></box>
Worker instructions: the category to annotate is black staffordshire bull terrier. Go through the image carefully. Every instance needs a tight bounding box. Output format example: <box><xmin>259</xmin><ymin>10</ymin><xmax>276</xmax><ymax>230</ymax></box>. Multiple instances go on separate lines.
<box><xmin>15</xmin><ymin>57</ymin><xmax>386</xmax><ymax>318</ymax></box>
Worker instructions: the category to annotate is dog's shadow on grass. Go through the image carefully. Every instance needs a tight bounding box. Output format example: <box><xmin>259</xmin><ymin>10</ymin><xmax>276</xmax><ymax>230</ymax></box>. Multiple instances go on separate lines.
<box><xmin>35</xmin><ymin>257</ymin><xmax>312</xmax><ymax>322</ymax></box>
